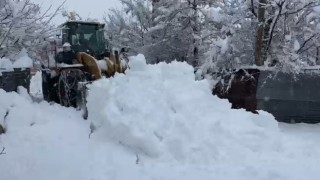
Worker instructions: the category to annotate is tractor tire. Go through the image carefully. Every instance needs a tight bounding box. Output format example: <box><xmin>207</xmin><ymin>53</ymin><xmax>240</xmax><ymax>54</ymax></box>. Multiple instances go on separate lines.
<box><xmin>42</xmin><ymin>71</ymin><xmax>60</xmax><ymax>104</ymax></box>
<box><xmin>41</xmin><ymin>71</ymin><xmax>50</xmax><ymax>102</ymax></box>
<box><xmin>57</xmin><ymin>69</ymin><xmax>86</xmax><ymax>108</ymax></box>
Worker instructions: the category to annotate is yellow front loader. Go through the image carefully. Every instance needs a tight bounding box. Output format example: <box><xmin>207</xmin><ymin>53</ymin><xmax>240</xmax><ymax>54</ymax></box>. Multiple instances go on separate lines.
<box><xmin>41</xmin><ymin>21</ymin><xmax>128</xmax><ymax>119</ymax></box>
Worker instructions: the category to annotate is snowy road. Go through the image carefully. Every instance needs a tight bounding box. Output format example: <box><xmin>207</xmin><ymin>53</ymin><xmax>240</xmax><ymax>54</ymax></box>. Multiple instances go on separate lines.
<box><xmin>1</xmin><ymin>55</ymin><xmax>320</xmax><ymax>180</ymax></box>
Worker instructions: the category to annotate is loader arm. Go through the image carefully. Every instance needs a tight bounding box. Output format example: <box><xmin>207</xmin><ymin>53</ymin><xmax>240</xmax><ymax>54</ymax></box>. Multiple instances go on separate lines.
<box><xmin>76</xmin><ymin>52</ymin><xmax>102</xmax><ymax>80</ymax></box>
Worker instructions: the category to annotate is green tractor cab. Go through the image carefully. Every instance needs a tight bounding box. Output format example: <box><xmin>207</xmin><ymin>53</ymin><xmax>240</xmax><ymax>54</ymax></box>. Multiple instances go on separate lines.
<box><xmin>59</xmin><ymin>21</ymin><xmax>110</xmax><ymax>59</ymax></box>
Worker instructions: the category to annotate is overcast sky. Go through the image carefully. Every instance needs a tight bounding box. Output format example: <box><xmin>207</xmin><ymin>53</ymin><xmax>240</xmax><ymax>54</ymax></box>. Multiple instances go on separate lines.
<box><xmin>32</xmin><ymin>0</ymin><xmax>122</xmax><ymax>25</ymax></box>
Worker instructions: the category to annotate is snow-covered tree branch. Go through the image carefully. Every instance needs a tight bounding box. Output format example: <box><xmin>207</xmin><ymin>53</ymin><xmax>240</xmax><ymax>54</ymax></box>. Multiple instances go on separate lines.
<box><xmin>0</xmin><ymin>0</ymin><xmax>65</xmax><ymax>63</ymax></box>
<box><xmin>105</xmin><ymin>0</ymin><xmax>320</xmax><ymax>75</ymax></box>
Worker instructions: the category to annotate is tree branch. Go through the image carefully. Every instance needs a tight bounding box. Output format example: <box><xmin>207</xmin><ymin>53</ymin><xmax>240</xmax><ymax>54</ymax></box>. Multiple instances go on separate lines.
<box><xmin>281</xmin><ymin>2</ymin><xmax>317</xmax><ymax>15</ymax></box>
<box><xmin>267</xmin><ymin>1</ymin><xmax>285</xmax><ymax>50</ymax></box>
<box><xmin>250</xmin><ymin>0</ymin><xmax>257</xmax><ymax>17</ymax></box>
<box><xmin>297</xmin><ymin>34</ymin><xmax>318</xmax><ymax>54</ymax></box>
<box><xmin>0</xmin><ymin>147</ymin><xmax>6</xmax><ymax>155</ymax></box>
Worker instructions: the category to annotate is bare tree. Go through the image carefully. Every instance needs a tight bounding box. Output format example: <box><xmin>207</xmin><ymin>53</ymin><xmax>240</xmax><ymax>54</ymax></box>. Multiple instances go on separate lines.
<box><xmin>254</xmin><ymin>0</ymin><xmax>267</xmax><ymax>66</ymax></box>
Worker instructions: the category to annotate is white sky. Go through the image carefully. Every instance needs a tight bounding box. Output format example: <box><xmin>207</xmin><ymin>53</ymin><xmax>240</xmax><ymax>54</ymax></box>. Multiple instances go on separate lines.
<box><xmin>31</xmin><ymin>0</ymin><xmax>122</xmax><ymax>25</ymax></box>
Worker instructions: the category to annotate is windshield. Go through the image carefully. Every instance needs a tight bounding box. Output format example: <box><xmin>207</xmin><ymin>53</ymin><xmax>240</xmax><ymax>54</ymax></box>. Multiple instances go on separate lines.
<box><xmin>67</xmin><ymin>24</ymin><xmax>106</xmax><ymax>54</ymax></box>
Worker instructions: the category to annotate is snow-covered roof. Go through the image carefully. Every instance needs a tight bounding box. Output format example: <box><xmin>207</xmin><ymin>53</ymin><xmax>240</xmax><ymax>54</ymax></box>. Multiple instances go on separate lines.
<box><xmin>60</xmin><ymin>20</ymin><xmax>105</xmax><ymax>27</ymax></box>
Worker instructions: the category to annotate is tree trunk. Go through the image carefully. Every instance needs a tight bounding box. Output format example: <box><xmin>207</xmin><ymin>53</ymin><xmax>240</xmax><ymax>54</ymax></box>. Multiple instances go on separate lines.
<box><xmin>191</xmin><ymin>0</ymin><xmax>200</xmax><ymax>67</ymax></box>
<box><xmin>317</xmin><ymin>47</ymin><xmax>319</xmax><ymax>65</ymax></box>
<box><xmin>151</xmin><ymin>0</ymin><xmax>160</xmax><ymax>43</ymax></box>
<box><xmin>255</xmin><ymin>0</ymin><xmax>267</xmax><ymax>66</ymax></box>
<box><xmin>152</xmin><ymin>0</ymin><xmax>160</xmax><ymax>25</ymax></box>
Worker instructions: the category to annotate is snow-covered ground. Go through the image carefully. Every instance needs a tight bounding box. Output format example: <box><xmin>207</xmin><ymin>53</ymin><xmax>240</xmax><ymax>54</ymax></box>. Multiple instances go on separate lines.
<box><xmin>1</xmin><ymin>54</ymin><xmax>320</xmax><ymax>180</ymax></box>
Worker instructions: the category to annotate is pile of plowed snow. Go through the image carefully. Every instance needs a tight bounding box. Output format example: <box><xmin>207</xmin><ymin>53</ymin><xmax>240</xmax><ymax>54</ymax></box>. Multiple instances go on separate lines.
<box><xmin>1</xmin><ymin>54</ymin><xmax>320</xmax><ymax>180</ymax></box>
<box><xmin>87</xmin><ymin>54</ymin><xmax>281</xmax><ymax>163</ymax></box>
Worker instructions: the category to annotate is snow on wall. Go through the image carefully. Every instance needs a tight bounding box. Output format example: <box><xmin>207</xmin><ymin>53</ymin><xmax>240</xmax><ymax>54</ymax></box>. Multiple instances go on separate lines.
<box><xmin>0</xmin><ymin>57</ymin><xmax>14</xmax><ymax>71</ymax></box>
<box><xmin>0</xmin><ymin>48</ymin><xmax>33</xmax><ymax>73</ymax></box>
<box><xmin>12</xmin><ymin>48</ymin><xmax>33</xmax><ymax>68</ymax></box>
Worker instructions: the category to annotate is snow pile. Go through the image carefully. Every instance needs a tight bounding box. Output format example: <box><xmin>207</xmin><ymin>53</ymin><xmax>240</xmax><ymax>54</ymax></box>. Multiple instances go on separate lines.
<box><xmin>2</xmin><ymin>54</ymin><xmax>320</xmax><ymax>180</ymax></box>
<box><xmin>87</xmin><ymin>54</ymin><xmax>281</xmax><ymax>163</ymax></box>
<box><xmin>0</xmin><ymin>89</ymin><xmax>95</xmax><ymax>180</ymax></box>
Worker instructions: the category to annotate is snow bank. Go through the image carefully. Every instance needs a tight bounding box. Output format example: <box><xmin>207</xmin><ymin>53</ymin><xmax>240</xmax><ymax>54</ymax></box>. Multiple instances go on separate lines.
<box><xmin>2</xmin><ymin>54</ymin><xmax>320</xmax><ymax>180</ymax></box>
<box><xmin>0</xmin><ymin>89</ymin><xmax>93</xmax><ymax>180</ymax></box>
<box><xmin>87</xmin><ymin>54</ymin><xmax>281</xmax><ymax>163</ymax></box>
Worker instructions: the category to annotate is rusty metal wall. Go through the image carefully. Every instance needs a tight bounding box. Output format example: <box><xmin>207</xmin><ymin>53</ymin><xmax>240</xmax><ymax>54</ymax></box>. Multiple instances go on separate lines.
<box><xmin>213</xmin><ymin>69</ymin><xmax>320</xmax><ymax>124</ymax></box>
<box><xmin>256</xmin><ymin>71</ymin><xmax>320</xmax><ymax>123</ymax></box>
<box><xmin>0</xmin><ymin>68</ymin><xmax>31</xmax><ymax>93</ymax></box>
